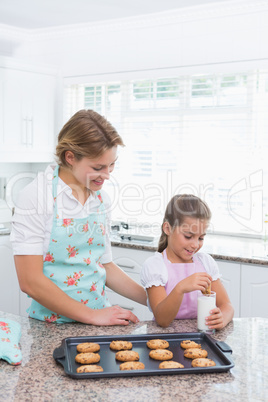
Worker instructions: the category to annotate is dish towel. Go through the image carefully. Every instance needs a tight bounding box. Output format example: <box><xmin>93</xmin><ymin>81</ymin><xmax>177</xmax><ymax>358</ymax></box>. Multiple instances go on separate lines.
<box><xmin>0</xmin><ymin>319</ymin><xmax>22</xmax><ymax>365</ymax></box>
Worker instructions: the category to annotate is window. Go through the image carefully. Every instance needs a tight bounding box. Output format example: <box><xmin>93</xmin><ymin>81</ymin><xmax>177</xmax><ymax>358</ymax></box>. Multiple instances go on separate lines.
<box><xmin>64</xmin><ymin>70</ymin><xmax>267</xmax><ymax>237</ymax></box>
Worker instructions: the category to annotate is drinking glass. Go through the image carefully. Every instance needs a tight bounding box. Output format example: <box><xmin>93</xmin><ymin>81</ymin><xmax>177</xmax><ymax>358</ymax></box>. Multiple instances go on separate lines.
<box><xmin>197</xmin><ymin>291</ymin><xmax>216</xmax><ymax>334</ymax></box>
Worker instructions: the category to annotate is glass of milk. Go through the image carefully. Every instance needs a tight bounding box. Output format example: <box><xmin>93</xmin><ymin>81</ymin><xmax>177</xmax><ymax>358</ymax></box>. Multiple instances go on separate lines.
<box><xmin>197</xmin><ymin>291</ymin><xmax>216</xmax><ymax>334</ymax></box>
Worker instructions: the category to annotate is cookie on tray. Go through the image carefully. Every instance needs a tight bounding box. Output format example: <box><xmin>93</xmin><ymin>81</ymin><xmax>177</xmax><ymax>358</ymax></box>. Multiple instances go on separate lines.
<box><xmin>192</xmin><ymin>358</ymin><xmax>216</xmax><ymax>367</ymax></box>
<box><xmin>159</xmin><ymin>361</ymin><xmax>184</xmax><ymax>369</ymax></box>
<box><xmin>149</xmin><ymin>349</ymin><xmax>173</xmax><ymax>361</ymax></box>
<box><xmin>115</xmin><ymin>350</ymin><xmax>139</xmax><ymax>362</ymax></box>
<box><xmin>184</xmin><ymin>348</ymin><xmax>208</xmax><ymax>359</ymax></box>
<box><xmin>119</xmin><ymin>361</ymin><xmax>145</xmax><ymax>371</ymax></box>
<box><xmin>110</xmin><ymin>340</ymin><xmax>133</xmax><ymax>351</ymax></box>
<box><xmin>75</xmin><ymin>352</ymin><xmax>100</xmax><ymax>364</ymax></box>
<box><xmin>146</xmin><ymin>339</ymin><xmax>169</xmax><ymax>350</ymax></box>
<box><xmin>77</xmin><ymin>342</ymin><xmax>100</xmax><ymax>353</ymax></box>
<box><xmin>76</xmin><ymin>364</ymin><xmax>103</xmax><ymax>373</ymax></box>
<box><xmin>180</xmin><ymin>340</ymin><xmax>201</xmax><ymax>349</ymax></box>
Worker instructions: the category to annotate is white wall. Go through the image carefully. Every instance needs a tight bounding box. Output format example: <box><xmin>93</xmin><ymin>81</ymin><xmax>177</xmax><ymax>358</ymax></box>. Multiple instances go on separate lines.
<box><xmin>4</xmin><ymin>0</ymin><xmax>268</xmax><ymax>79</ymax></box>
<box><xmin>0</xmin><ymin>0</ymin><xmax>268</xmax><ymax>215</ymax></box>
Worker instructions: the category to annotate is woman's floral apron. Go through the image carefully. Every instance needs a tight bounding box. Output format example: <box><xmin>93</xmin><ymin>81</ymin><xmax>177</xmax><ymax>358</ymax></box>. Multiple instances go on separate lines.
<box><xmin>28</xmin><ymin>165</ymin><xmax>111</xmax><ymax>323</ymax></box>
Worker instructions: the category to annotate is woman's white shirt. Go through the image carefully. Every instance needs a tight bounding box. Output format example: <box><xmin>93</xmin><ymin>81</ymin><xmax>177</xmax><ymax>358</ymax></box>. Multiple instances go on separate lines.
<box><xmin>10</xmin><ymin>164</ymin><xmax>112</xmax><ymax>263</ymax></box>
<box><xmin>140</xmin><ymin>251</ymin><xmax>221</xmax><ymax>289</ymax></box>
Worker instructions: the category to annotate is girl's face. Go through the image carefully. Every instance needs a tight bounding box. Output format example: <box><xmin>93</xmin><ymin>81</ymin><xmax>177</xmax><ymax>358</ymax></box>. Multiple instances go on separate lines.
<box><xmin>163</xmin><ymin>217</ymin><xmax>209</xmax><ymax>263</ymax></box>
<box><xmin>66</xmin><ymin>146</ymin><xmax>118</xmax><ymax>192</ymax></box>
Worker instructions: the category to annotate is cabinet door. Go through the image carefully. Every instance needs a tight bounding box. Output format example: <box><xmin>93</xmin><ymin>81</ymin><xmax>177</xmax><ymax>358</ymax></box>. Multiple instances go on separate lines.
<box><xmin>1</xmin><ymin>69</ymin><xmax>28</xmax><ymax>153</ymax></box>
<box><xmin>0</xmin><ymin>236</ymin><xmax>20</xmax><ymax>315</ymax></box>
<box><xmin>28</xmin><ymin>72</ymin><xmax>56</xmax><ymax>157</ymax></box>
<box><xmin>111</xmin><ymin>247</ymin><xmax>154</xmax><ymax>321</ymax></box>
<box><xmin>216</xmin><ymin>260</ymin><xmax>241</xmax><ymax>317</ymax></box>
<box><xmin>0</xmin><ymin>66</ymin><xmax>57</xmax><ymax>162</ymax></box>
<box><xmin>241</xmin><ymin>264</ymin><xmax>268</xmax><ymax>318</ymax></box>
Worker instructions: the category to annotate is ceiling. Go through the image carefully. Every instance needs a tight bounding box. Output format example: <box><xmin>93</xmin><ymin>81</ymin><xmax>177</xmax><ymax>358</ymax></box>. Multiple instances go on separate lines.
<box><xmin>0</xmin><ymin>0</ymin><xmax>227</xmax><ymax>30</ymax></box>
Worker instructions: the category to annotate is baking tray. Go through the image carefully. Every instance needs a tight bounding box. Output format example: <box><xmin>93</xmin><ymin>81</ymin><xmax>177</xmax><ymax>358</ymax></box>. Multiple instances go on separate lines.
<box><xmin>53</xmin><ymin>332</ymin><xmax>234</xmax><ymax>379</ymax></box>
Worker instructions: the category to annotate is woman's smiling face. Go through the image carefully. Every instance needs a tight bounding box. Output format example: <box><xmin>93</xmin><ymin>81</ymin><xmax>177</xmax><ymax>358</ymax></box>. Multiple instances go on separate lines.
<box><xmin>164</xmin><ymin>217</ymin><xmax>209</xmax><ymax>263</ymax></box>
<box><xmin>67</xmin><ymin>146</ymin><xmax>118</xmax><ymax>192</ymax></box>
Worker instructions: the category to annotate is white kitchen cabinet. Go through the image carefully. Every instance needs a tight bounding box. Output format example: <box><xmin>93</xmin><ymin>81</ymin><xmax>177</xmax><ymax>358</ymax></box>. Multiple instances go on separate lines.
<box><xmin>240</xmin><ymin>264</ymin><xmax>268</xmax><ymax>318</ymax></box>
<box><xmin>216</xmin><ymin>260</ymin><xmax>241</xmax><ymax>318</ymax></box>
<box><xmin>0</xmin><ymin>235</ymin><xmax>31</xmax><ymax>317</ymax></box>
<box><xmin>111</xmin><ymin>246</ymin><xmax>154</xmax><ymax>321</ymax></box>
<box><xmin>0</xmin><ymin>235</ymin><xmax>20</xmax><ymax>315</ymax></box>
<box><xmin>0</xmin><ymin>58</ymin><xmax>58</xmax><ymax>162</ymax></box>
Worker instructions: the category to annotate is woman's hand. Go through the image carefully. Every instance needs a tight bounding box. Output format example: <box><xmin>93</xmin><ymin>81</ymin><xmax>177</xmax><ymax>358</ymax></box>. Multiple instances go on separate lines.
<box><xmin>205</xmin><ymin>307</ymin><xmax>224</xmax><ymax>330</ymax></box>
<box><xmin>90</xmin><ymin>305</ymin><xmax>140</xmax><ymax>326</ymax></box>
<box><xmin>177</xmin><ymin>272</ymin><xmax>212</xmax><ymax>294</ymax></box>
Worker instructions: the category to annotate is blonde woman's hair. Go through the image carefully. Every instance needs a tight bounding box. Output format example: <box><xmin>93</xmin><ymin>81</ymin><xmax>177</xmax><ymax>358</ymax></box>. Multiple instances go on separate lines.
<box><xmin>56</xmin><ymin>109</ymin><xmax>124</xmax><ymax>167</ymax></box>
<box><xmin>158</xmin><ymin>194</ymin><xmax>212</xmax><ymax>253</ymax></box>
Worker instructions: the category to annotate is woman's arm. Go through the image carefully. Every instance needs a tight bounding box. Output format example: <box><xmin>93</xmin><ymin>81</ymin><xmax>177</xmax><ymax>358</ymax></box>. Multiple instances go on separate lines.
<box><xmin>15</xmin><ymin>255</ymin><xmax>139</xmax><ymax>326</ymax></box>
<box><xmin>103</xmin><ymin>261</ymin><xmax>147</xmax><ymax>306</ymax></box>
<box><xmin>147</xmin><ymin>272</ymin><xmax>212</xmax><ymax>327</ymax></box>
<box><xmin>207</xmin><ymin>279</ymin><xmax>234</xmax><ymax>330</ymax></box>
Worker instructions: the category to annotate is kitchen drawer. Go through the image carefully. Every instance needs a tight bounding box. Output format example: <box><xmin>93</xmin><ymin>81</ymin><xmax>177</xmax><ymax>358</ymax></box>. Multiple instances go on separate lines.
<box><xmin>106</xmin><ymin>287</ymin><xmax>153</xmax><ymax>321</ymax></box>
<box><xmin>112</xmin><ymin>247</ymin><xmax>154</xmax><ymax>274</ymax></box>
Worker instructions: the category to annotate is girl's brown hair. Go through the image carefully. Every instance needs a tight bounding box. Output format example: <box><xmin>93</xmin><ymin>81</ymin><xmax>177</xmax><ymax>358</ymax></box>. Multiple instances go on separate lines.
<box><xmin>158</xmin><ymin>194</ymin><xmax>211</xmax><ymax>253</ymax></box>
<box><xmin>56</xmin><ymin>109</ymin><xmax>124</xmax><ymax>167</ymax></box>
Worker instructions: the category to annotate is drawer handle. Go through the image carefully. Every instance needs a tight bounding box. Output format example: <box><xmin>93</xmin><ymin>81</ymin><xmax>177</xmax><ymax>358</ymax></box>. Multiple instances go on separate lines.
<box><xmin>118</xmin><ymin>264</ymin><xmax>135</xmax><ymax>270</ymax></box>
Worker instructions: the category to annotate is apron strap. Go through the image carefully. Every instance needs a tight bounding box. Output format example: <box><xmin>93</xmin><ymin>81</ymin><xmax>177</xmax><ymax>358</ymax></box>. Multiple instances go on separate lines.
<box><xmin>52</xmin><ymin>165</ymin><xmax>60</xmax><ymax>220</ymax></box>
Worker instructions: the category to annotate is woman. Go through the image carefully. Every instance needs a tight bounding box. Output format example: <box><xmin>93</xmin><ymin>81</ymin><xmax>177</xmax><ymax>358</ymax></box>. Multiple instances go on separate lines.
<box><xmin>11</xmin><ymin>109</ymin><xmax>147</xmax><ymax>325</ymax></box>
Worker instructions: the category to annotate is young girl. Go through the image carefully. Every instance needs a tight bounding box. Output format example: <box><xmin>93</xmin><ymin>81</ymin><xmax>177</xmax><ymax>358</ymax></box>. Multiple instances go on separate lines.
<box><xmin>11</xmin><ymin>109</ymin><xmax>147</xmax><ymax>325</ymax></box>
<box><xmin>140</xmin><ymin>194</ymin><xmax>234</xmax><ymax>328</ymax></box>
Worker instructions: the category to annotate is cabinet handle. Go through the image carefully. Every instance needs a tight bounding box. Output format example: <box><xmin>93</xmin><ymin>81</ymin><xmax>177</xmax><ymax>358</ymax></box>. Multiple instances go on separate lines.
<box><xmin>118</xmin><ymin>264</ymin><xmax>135</xmax><ymax>270</ymax></box>
<box><xmin>27</xmin><ymin>118</ymin><xmax>33</xmax><ymax>146</ymax></box>
<box><xmin>22</xmin><ymin>118</ymin><xmax>27</xmax><ymax>145</ymax></box>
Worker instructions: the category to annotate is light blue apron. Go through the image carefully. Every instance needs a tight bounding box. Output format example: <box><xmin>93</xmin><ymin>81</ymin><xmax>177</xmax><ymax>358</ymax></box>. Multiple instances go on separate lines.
<box><xmin>28</xmin><ymin>165</ymin><xmax>111</xmax><ymax>323</ymax></box>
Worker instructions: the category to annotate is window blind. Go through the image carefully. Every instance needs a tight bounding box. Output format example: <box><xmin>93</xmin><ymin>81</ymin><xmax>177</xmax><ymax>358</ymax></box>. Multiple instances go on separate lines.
<box><xmin>64</xmin><ymin>70</ymin><xmax>267</xmax><ymax>237</ymax></box>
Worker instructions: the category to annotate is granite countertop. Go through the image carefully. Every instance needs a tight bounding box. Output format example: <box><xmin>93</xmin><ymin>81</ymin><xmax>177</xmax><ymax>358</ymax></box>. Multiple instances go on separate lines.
<box><xmin>0</xmin><ymin>312</ymin><xmax>267</xmax><ymax>401</ymax></box>
<box><xmin>111</xmin><ymin>233</ymin><xmax>268</xmax><ymax>266</ymax></box>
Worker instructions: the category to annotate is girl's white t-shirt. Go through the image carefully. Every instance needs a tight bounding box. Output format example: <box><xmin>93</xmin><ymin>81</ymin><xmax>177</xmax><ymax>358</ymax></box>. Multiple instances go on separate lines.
<box><xmin>10</xmin><ymin>164</ymin><xmax>113</xmax><ymax>264</ymax></box>
<box><xmin>140</xmin><ymin>251</ymin><xmax>221</xmax><ymax>290</ymax></box>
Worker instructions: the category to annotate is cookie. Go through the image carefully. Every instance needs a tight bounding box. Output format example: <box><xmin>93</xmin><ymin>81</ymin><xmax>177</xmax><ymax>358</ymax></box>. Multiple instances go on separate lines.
<box><xmin>202</xmin><ymin>282</ymin><xmax>211</xmax><ymax>295</ymax></box>
<box><xmin>75</xmin><ymin>352</ymin><xmax>100</xmax><ymax>364</ymax></box>
<box><xmin>146</xmin><ymin>339</ymin><xmax>169</xmax><ymax>350</ymax></box>
<box><xmin>184</xmin><ymin>348</ymin><xmax>208</xmax><ymax>359</ymax></box>
<box><xmin>180</xmin><ymin>340</ymin><xmax>201</xmax><ymax>349</ymax></box>
<box><xmin>149</xmin><ymin>349</ymin><xmax>173</xmax><ymax>361</ymax></box>
<box><xmin>76</xmin><ymin>365</ymin><xmax>103</xmax><ymax>373</ymax></box>
<box><xmin>77</xmin><ymin>342</ymin><xmax>100</xmax><ymax>353</ymax></box>
<box><xmin>119</xmin><ymin>361</ymin><xmax>145</xmax><ymax>371</ymax></box>
<box><xmin>110</xmin><ymin>340</ymin><xmax>133</xmax><ymax>351</ymax></box>
<box><xmin>192</xmin><ymin>358</ymin><xmax>216</xmax><ymax>367</ymax></box>
<box><xmin>159</xmin><ymin>361</ymin><xmax>184</xmax><ymax>369</ymax></box>
<box><xmin>115</xmin><ymin>350</ymin><xmax>139</xmax><ymax>362</ymax></box>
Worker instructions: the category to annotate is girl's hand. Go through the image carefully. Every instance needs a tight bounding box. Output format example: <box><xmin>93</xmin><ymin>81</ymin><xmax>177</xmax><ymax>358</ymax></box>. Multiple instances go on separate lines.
<box><xmin>177</xmin><ymin>272</ymin><xmax>212</xmax><ymax>294</ymax></box>
<box><xmin>205</xmin><ymin>307</ymin><xmax>224</xmax><ymax>330</ymax></box>
<box><xmin>90</xmin><ymin>305</ymin><xmax>140</xmax><ymax>326</ymax></box>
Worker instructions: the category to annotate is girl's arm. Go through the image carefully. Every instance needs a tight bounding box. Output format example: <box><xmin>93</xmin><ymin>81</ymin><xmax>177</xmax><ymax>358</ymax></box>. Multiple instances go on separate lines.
<box><xmin>15</xmin><ymin>255</ymin><xmax>139</xmax><ymax>326</ymax></box>
<box><xmin>147</xmin><ymin>272</ymin><xmax>212</xmax><ymax>327</ymax></box>
<box><xmin>103</xmin><ymin>261</ymin><xmax>147</xmax><ymax>306</ymax></box>
<box><xmin>207</xmin><ymin>279</ymin><xmax>234</xmax><ymax>330</ymax></box>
